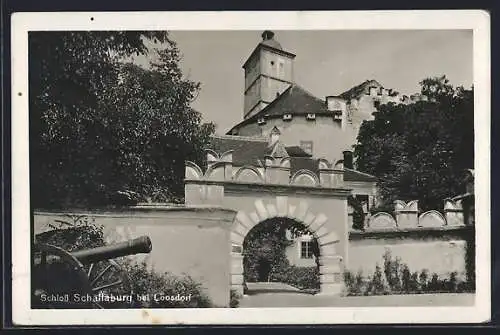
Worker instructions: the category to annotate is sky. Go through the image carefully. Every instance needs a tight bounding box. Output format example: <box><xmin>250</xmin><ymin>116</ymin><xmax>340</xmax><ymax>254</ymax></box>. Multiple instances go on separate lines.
<box><xmin>135</xmin><ymin>30</ymin><xmax>472</xmax><ymax>135</ymax></box>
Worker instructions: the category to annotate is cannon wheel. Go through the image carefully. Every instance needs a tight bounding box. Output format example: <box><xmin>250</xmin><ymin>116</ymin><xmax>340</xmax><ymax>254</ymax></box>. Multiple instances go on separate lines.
<box><xmin>33</xmin><ymin>243</ymin><xmax>134</xmax><ymax>309</ymax></box>
<box><xmin>84</xmin><ymin>258</ymin><xmax>134</xmax><ymax>308</ymax></box>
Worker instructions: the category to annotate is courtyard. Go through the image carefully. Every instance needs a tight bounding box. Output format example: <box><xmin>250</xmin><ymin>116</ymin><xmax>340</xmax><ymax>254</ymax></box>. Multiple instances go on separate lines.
<box><xmin>240</xmin><ymin>282</ymin><xmax>475</xmax><ymax>308</ymax></box>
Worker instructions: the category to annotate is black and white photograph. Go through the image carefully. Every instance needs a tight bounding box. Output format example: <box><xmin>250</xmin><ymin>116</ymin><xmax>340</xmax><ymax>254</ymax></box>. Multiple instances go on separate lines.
<box><xmin>11</xmin><ymin>11</ymin><xmax>490</xmax><ymax>325</ymax></box>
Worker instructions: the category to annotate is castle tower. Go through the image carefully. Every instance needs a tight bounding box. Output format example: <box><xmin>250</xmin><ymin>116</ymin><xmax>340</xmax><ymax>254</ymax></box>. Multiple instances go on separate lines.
<box><xmin>242</xmin><ymin>30</ymin><xmax>296</xmax><ymax>119</ymax></box>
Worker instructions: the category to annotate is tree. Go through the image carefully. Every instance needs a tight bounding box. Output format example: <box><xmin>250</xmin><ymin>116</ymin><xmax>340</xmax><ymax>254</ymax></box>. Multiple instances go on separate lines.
<box><xmin>354</xmin><ymin>76</ymin><xmax>474</xmax><ymax>211</ymax></box>
<box><xmin>348</xmin><ymin>195</ymin><xmax>366</xmax><ymax>230</ymax></box>
<box><xmin>30</xmin><ymin>31</ymin><xmax>214</xmax><ymax>208</ymax></box>
<box><xmin>243</xmin><ymin>219</ymin><xmax>319</xmax><ymax>282</ymax></box>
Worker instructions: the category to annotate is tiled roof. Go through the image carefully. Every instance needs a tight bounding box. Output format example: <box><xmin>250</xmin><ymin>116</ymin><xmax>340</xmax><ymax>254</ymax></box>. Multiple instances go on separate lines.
<box><xmin>207</xmin><ymin>135</ymin><xmax>313</xmax><ymax>166</ymax></box>
<box><xmin>339</xmin><ymin>79</ymin><xmax>382</xmax><ymax>100</ymax></box>
<box><xmin>206</xmin><ymin>136</ymin><xmax>377</xmax><ymax>183</ymax></box>
<box><xmin>285</xmin><ymin>146</ymin><xmax>312</xmax><ymax>158</ymax></box>
<box><xmin>344</xmin><ymin>168</ymin><xmax>377</xmax><ymax>182</ymax></box>
<box><xmin>207</xmin><ymin>136</ymin><xmax>270</xmax><ymax>166</ymax></box>
<box><xmin>228</xmin><ymin>84</ymin><xmax>331</xmax><ymax>134</ymax></box>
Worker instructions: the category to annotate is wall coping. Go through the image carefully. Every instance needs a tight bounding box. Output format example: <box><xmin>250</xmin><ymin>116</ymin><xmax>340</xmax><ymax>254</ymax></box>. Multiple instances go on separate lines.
<box><xmin>34</xmin><ymin>204</ymin><xmax>238</xmax><ymax>223</ymax></box>
<box><xmin>186</xmin><ymin>179</ymin><xmax>352</xmax><ymax>198</ymax></box>
<box><xmin>349</xmin><ymin>225</ymin><xmax>474</xmax><ymax>240</ymax></box>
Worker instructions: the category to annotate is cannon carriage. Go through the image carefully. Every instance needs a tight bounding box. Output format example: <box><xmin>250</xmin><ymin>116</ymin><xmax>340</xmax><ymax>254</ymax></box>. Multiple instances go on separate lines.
<box><xmin>32</xmin><ymin>235</ymin><xmax>152</xmax><ymax>309</ymax></box>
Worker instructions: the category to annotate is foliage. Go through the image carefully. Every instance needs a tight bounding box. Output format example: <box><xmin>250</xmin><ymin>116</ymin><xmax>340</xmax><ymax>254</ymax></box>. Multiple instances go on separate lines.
<box><xmin>354</xmin><ymin>75</ymin><xmax>474</xmax><ymax>211</ymax></box>
<box><xmin>348</xmin><ymin>195</ymin><xmax>366</xmax><ymax>230</ymax></box>
<box><xmin>35</xmin><ymin>215</ymin><xmax>105</xmax><ymax>251</ymax></box>
<box><xmin>121</xmin><ymin>260</ymin><xmax>212</xmax><ymax>308</ymax></box>
<box><xmin>243</xmin><ymin>219</ymin><xmax>319</xmax><ymax>282</ymax></box>
<box><xmin>272</xmin><ymin>266</ymin><xmax>320</xmax><ymax>291</ymax></box>
<box><xmin>230</xmin><ymin>289</ymin><xmax>242</xmax><ymax>308</ymax></box>
<box><xmin>243</xmin><ymin>221</ymin><xmax>291</xmax><ymax>282</ymax></box>
<box><xmin>30</xmin><ymin>31</ymin><xmax>215</xmax><ymax>209</ymax></box>
<box><xmin>343</xmin><ymin>249</ymin><xmax>474</xmax><ymax>296</ymax></box>
<box><xmin>35</xmin><ymin>217</ymin><xmax>212</xmax><ymax>308</ymax></box>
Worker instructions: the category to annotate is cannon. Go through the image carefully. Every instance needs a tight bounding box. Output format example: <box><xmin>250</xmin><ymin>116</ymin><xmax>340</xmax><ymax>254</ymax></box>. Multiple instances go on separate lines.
<box><xmin>32</xmin><ymin>236</ymin><xmax>152</xmax><ymax>309</ymax></box>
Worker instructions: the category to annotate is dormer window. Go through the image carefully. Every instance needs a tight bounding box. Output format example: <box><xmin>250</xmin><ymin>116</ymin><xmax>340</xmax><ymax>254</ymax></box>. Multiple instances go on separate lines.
<box><xmin>257</xmin><ymin>117</ymin><xmax>266</xmax><ymax>125</ymax></box>
<box><xmin>283</xmin><ymin>113</ymin><xmax>292</xmax><ymax>121</ymax></box>
<box><xmin>306</xmin><ymin>113</ymin><xmax>316</xmax><ymax>120</ymax></box>
<box><xmin>333</xmin><ymin>110</ymin><xmax>342</xmax><ymax>121</ymax></box>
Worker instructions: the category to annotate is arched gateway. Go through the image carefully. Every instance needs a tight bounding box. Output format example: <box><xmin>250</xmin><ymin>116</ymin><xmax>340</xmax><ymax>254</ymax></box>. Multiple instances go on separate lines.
<box><xmin>184</xmin><ymin>152</ymin><xmax>350</xmax><ymax>296</ymax></box>
<box><xmin>230</xmin><ymin>197</ymin><xmax>344</xmax><ymax>295</ymax></box>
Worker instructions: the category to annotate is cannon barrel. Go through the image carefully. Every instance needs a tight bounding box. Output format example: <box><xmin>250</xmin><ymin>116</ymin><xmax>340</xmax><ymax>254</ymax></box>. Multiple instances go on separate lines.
<box><xmin>70</xmin><ymin>236</ymin><xmax>152</xmax><ymax>265</ymax></box>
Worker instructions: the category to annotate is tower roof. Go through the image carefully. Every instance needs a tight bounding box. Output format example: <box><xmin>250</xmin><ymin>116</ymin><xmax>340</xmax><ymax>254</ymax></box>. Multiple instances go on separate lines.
<box><xmin>260</xmin><ymin>30</ymin><xmax>283</xmax><ymax>50</ymax></box>
<box><xmin>242</xmin><ymin>30</ymin><xmax>296</xmax><ymax>69</ymax></box>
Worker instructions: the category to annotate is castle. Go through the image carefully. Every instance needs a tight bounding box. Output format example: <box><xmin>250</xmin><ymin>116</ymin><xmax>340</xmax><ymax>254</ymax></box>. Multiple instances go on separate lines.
<box><xmin>224</xmin><ymin>30</ymin><xmax>428</xmax><ymax>163</ymax></box>
<box><xmin>180</xmin><ymin>30</ymin><xmax>473</xmax><ymax>285</ymax></box>
<box><xmin>203</xmin><ymin>30</ymin><xmax>407</xmax><ymax>269</ymax></box>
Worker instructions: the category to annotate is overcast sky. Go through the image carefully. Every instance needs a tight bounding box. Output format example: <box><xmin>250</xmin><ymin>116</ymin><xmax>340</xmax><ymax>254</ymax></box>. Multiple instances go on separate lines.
<box><xmin>135</xmin><ymin>30</ymin><xmax>472</xmax><ymax>134</ymax></box>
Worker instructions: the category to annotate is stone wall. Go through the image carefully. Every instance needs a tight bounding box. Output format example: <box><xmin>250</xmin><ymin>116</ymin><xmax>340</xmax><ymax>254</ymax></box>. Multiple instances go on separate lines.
<box><xmin>348</xmin><ymin>227</ymin><xmax>473</xmax><ymax>281</ymax></box>
<box><xmin>347</xmin><ymin>199</ymin><xmax>474</xmax><ymax>282</ymax></box>
<box><xmin>185</xmin><ymin>154</ymin><xmax>351</xmax><ymax>295</ymax></box>
<box><xmin>33</xmin><ymin>205</ymin><xmax>237</xmax><ymax>307</ymax></box>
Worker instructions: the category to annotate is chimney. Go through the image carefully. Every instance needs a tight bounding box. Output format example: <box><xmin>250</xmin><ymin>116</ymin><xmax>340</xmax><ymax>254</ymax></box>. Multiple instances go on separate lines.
<box><xmin>343</xmin><ymin>150</ymin><xmax>353</xmax><ymax>169</ymax></box>
<box><xmin>262</xmin><ymin>30</ymin><xmax>275</xmax><ymax>41</ymax></box>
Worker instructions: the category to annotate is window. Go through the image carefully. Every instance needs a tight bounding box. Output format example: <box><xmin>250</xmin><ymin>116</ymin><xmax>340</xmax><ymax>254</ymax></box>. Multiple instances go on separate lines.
<box><xmin>300</xmin><ymin>141</ymin><xmax>313</xmax><ymax>155</ymax></box>
<box><xmin>306</xmin><ymin>113</ymin><xmax>316</xmax><ymax>120</ymax></box>
<box><xmin>301</xmin><ymin>241</ymin><xmax>313</xmax><ymax>259</ymax></box>
<box><xmin>278</xmin><ymin>60</ymin><xmax>285</xmax><ymax>77</ymax></box>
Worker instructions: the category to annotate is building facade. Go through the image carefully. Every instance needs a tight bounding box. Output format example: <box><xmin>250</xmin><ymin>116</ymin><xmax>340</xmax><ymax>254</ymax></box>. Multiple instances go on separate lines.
<box><xmin>198</xmin><ymin>30</ymin><xmax>392</xmax><ymax>270</ymax></box>
<box><xmin>228</xmin><ymin>30</ymin><xmax>426</xmax><ymax>163</ymax></box>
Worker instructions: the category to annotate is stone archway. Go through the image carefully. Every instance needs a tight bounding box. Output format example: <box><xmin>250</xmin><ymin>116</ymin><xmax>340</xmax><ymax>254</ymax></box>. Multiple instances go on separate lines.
<box><xmin>230</xmin><ymin>196</ymin><xmax>344</xmax><ymax>296</ymax></box>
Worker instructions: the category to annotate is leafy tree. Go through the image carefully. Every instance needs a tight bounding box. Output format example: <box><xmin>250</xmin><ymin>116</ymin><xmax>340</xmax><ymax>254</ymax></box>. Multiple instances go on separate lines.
<box><xmin>29</xmin><ymin>31</ymin><xmax>214</xmax><ymax>208</ymax></box>
<box><xmin>243</xmin><ymin>218</ymin><xmax>319</xmax><ymax>282</ymax></box>
<box><xmin>354</xmin><ymin>76</ymin><xmax>473</xmax><ymax>211</ymax></box>
<box><xmin>348</xmin><ymin>195</ymin><xmax>366</xmax><ymax>230</ymax></box>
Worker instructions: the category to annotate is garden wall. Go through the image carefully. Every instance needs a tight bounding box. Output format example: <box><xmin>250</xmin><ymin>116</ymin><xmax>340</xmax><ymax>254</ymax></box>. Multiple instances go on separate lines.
<box><xmin>33</xmin><ymin>205</ymin><xmax>237</xmax><ymax>307</ymax></box>
<box><xmin>347</xmin><ymin>199</ymin><xmax>475</xmax><ymax>282</ymax></box>
<box><xmin>348</xmin><ymin>227</ymin><xmax>474</xmax><ymax>280</ymax></box>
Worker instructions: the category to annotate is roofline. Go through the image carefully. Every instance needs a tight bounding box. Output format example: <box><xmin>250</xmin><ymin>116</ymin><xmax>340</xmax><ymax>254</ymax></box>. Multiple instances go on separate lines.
<box><xmin>227</xmin><ymin>85</ymin><xmax>293</xmax><ymax>134</ymax></box>
<box><xmin>242</xmin><ymin>43</ymin><xmax>296</xmax><ymax>69</ymax></box>
<box><xmin>227</xmin><ymin>110</ymin><xmax>337</xmax><ymax>135</ymax></box>
<box><xmin>211</xmin><ymin>134</ymin><xmax>268</xmax><ymax>142</ymax></box>
<box><xmin>339</xmin><ymin>79</ymin><xmax>384</xmax><ymax>99</ymax></box>
<box><xmin>344</xmin><ymin>168</ymin><xmax>378</xmax><ymax>181</ymax></box>
<box><xmin>325</xmin><ymin>95</ymin><xmax>345</xmax><ymax>100</ymax></box>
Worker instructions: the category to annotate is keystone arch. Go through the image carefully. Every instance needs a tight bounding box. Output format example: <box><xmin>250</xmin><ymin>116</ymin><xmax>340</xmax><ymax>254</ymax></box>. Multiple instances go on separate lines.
<box><xmin>229</xmin><ymin>196</ymin><xmax>343</xmax><ymax>296</ymax></box>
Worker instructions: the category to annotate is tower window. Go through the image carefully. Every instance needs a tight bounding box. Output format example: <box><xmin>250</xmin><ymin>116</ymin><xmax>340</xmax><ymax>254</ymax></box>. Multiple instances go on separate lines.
<box><xmin>300</xmin><ymin>241</ymin><xmax>313</xmax><ymax>259</ymax></box>
<box><xmin>300</xmin><ymin>141</ymin><xmax>313</xmax><ymax>155</ymax></box>
<box><xmin>270</xmin><ymin>61</ymin><xmax>275</xmax><ymax>66</ymax></box>
<box><xmin>278</xmin><ymin>61</ymin><xmax>285</xmax><ymax>77</ymax></box>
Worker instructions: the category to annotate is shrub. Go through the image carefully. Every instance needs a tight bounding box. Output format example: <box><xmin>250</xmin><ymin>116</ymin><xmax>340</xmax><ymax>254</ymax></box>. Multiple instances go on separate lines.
<box><xmin>230</xmin><ymin>289</ymin><xmax>242</xmax><ymax>308</ymax></box>
<box><xmin>344</xmin><ymin>270</ymin><xmax>367</xmax><ymax>296</ymax></box>
<box><xmin>348</xmin><ymin>195</ymin><xmax>366</xmax><ymax>231</ymax></box>
<box><xmin>121</xmin><ymin>260</ymin><xmax>212</xmax><ymax>308</ymax></box>
<box><xmin>35</xmin><ymin>215</ymin><xmax>105</xmax><ymax>251</ymax></box>
<box><xmin>367</xmin><ymin>265</ymin><xmax>387</xmax><ymax>295</ymax></box>
<box><xmin>383</xmin><ymin>249</ymin><xmax>402</xmax><ymax>292</ymax></box>
<box><xmin>272</xmin><ymin>265</ymin><xmax>320</xmax><ymax>291</ymax></box>
<box><xmin>343</xmin><ymin>251</ymin><xmax>474</xmax><ymax>296</ymax></box>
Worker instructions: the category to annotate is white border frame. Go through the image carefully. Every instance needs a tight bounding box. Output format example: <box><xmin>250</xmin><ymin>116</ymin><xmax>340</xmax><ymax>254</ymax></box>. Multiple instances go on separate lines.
<box><xmin>11</xmin><ymin>10</ymin><xmax>490</xmax><ymax>325</ymax></box>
